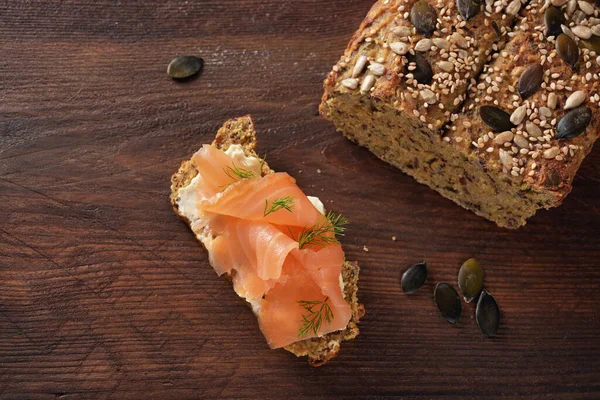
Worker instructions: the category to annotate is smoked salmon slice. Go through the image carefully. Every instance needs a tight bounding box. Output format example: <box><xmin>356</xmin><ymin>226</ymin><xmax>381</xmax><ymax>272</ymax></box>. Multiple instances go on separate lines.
<box><xmin>183</xmin><ymin>143</ymin><xmax>352</xmax><ymax>348</ymax></box>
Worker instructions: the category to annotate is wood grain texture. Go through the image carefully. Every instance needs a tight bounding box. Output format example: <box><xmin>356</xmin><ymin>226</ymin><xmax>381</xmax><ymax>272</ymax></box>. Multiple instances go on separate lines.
<box><xmin>0</xmin><ymin>1</ymin><xmax>599</xmax><ymax>399</ymax></box>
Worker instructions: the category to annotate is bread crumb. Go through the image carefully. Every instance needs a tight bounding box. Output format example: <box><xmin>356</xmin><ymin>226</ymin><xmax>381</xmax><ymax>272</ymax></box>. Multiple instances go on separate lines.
<box><xmin>392</xmin><ymin>236</ymin><xmax>397</xmax><ymax>241</ymax></box>
<box><xmin>317</xmin><ymin>169</ymin><xmax>322</xmax><ymax>173</ymax></box>
<box><xmin>363</xmin><ymin>246</ymin><xmax>369</xmax><ymax>252</ymax></box>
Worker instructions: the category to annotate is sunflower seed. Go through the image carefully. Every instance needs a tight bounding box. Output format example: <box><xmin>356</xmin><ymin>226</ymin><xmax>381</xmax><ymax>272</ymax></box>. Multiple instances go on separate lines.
<box><xmin>476</xmin><ymin>290</ymin><xmax>500</xmax><ymax>337</ymax></box>
<box><xmin>401</xmin><ymin>262</ymin><xmax>428</xmax><ymax>294</ymax></box>
<box><xmin>526</xmin><ymin>121</ymin><xmax>543</xmax><ymax>137</ymax></box>
<box><xmin>480</xmin><ymin>105</ymin><xmax>514</xmax><ymax>132</ymax></box>
<box><xmin>544</xmin><ymin>147</ymin><xmax>560</xmax><ymax>158</ymax></box>
<box><xmin>368</xmin><ymin>62</ymin><xmax>386</xmax><ymax>76</ymax></box>
<box><xmin>352</xmin><ymin>55</ymin><xmax>369</xmax><ymax>78</ymax></box>
<box><xmin>556</xmin><ymin>106</ymin><xmax>592</xmax><ymax>139</ymax></box>
<box><xmin>457</xmin><ymin>0</ymin><xmax>481</xmax><ymax>20</ymax></box>
<box><xmin>406</xmin><ymin>52</ymin><xmax>433</xmax><ymax>84</ymax></box>
<box><xmin>360</xmin><ymin>74</ymin><xmax>376</xmax><ymax>93</ymax></box>
<box><xmin>506</xmin><ymin>0</ymin><xmax>521</xmax><ymax>15</ymax></box>
<box><xmin>434</xmin><ymin>283</ymin><xmax>462</xmax><ymax>324</ymax></box>
<box><xmin>539</xmin><ymin>107</ymin><xmax>553</xmax><ymax>118</ymax></box>
<box><xmin>433</xmin><ymin>38</ymin><xmax>451</xmax><ymax>50</ymax></box>
<box><xmin>548</xmin><ymin>92</ymin><xmax>558</xmax><ymax>109</ymax></box>
<box><xmin>545</xmin><ymin>6</ymin><xmax>566</xmax><ymax>37</ymax></box>
<box><xmin>572</xmin><ymin>25</ymin><xmax>592</xmax><ymax>39</ymax></box>
<box><xmin>597</xmin><ymin>55</ymin><xmax>600</xmax><ymax>66</ymax></box>
<box><xmin>510</xmin><ymin>105</ymin><xmax>528</xmax><ymax>125</ymax></box>
<box><xmin>592</xmin><ymin>25</ymin><xmax>600</xmax><ymax>37</ymax></box>
<box><xmin>564</xmin><ymin>90</ymin><xmax>586</xmax><ymax>109</ymax></box>
<box><xmin>167</xmin><ymin>55</ymin><xmax>204</xmax><ymax>80</ymax></box>
<box><xmin>514</xmin><ymin>135</ymin><xmax>529</xmax><ymax>148</ymax></box>
<box><xmin>578</xmin><ymin>1</ymin><xmax>595</xmax><ymax>15</ymax></box>
<box><xmin>451</xmin><ymin>32</ymin><xmax>469</xmax><ymax>48</ymax></box>
<box><xmin>420</xmin><ymin>89</ymin><xmax>437</xmax><ymax>104</ymax></box>
<box><xmin>572</xmin><ymin>10</ymin><xmax>587</xmax><ymax>24</ymax></box>
<box><xmin>392</xmin><ymin>26</ymin><xmax>412</xmax><ymax>37</ymax></box>
<box><xmin>566</xmin><ymin>0</ymin><xmax>577</xmax><ymax>15</ymax></box>
<box><xmin>341</xmin><ymin>78</ymin><xmax>359</xmax><ymax>89</ymax></box>
<box><xmin>411</xmin><ymin>0</ymin><xmax>438</xmax><ymax>37</ymax></box>
<box><xmin>518</xmin><ymin>63</ymin><xmax>544</xmax><ymax>99</ymax></box>
<box><xmin>494</xmin><ymin>131</ymin><xmax>514</xmax><ymax>145</ymax></box>
<box><xmin>552</xmin><ymin>0</ymin><xmax>569</xmax><ymax>5</ymax></box>
<box><xmin>390</xmin><ymin>41</ymin><xmax>410</xmax><ymax>55</ymax></box>
<box><xmin>457</xmin><ymin>258</ymin><xmax>484</xmax><ymax>303</ymax></box>
<box><xmin>437</xmin><ymin>61</ymin><xmax>454</xmax><ymax>72</ymax></box>
<box><xmin>415</xmin><ymin>38</ymin><xmax>433</xmax><ymax>52</ymax></box>
<box><xmin>499</xmin><ymin>149</ymin><xmax>513</xmax><ymax>167</ymax></box>
<box><xmin>556</xmin><ymin>34</ymin><xmax>579</xmax><ymax>68</ymax></box>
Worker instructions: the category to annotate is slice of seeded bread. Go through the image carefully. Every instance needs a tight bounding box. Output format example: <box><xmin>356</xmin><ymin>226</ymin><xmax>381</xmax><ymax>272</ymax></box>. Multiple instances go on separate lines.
<box><xmin>170</xmin><ymin>115</ymin><xmax>364</xmax><ymax>366</ymax></box>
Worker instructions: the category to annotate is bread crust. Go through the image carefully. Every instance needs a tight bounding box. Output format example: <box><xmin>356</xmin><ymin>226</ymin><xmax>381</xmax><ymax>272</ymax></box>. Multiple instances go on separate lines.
<box><xmin>170</xmin><ymin>115</ymin><xmax>364</xmax><ymax>366</ymax></box>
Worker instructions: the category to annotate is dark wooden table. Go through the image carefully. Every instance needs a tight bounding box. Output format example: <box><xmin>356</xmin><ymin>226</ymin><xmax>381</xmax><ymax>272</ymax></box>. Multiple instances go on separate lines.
<box><xmin>1</xmin><ymin>1</ymin><xmax>599</xmax><ymax>399</ymax></box>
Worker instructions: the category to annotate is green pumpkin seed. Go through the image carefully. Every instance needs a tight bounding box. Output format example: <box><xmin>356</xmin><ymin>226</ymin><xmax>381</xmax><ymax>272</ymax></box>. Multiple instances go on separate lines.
<box><xmin>476</xmin><ymin>290</ymin><xmax>500</xmax><ymax>337</ymax></box>
<box><xmin>556</xmin><ymin>106</ymin><xmax>592</xmax><ymax>139</ymax></box>
<box><xmin>490</xmin><ymin>21</ymin><xmax>501</xmax><ymax>38</ymax></box>
<box><xmin>401</xmin><ymin>262</ymin><xmax>428</xmax><ymax>294</ymax></box>
<box><xmin>434</xmin><ymin>283</ymin><xmax>462</xmax><ymax>324</ymax></box>
<box><xmin>406</xmin><ymin>52</ymin><xmax>433</xmax><ymax>84</ymax></box>
<box><xmin>411</xmin><ymin>0</ymin><xmax>438</xmax><ymax>37</ymax></box>
<box><xmin>457</xmin><ymin>0</ymin><xmax>481</xmax><ymax>20</ymax></box>
<box><xmin>479</xmin><ymin>105</ymin><xmax>514</xmax><ymax>132</ymax></box>
<box><xmin>457</xmin><ymin>258</ymin><xmax>484</xmax><ymax>303</ymax></box>
<box><xmin>167</xmin><ymin>56</ymin><xmax>204</xmax><ymax>80</ymax></box>
<box><xmin>518</xmin><ymin>63</ymin><xmax>544</xmax><ymax>99</ymax></box>
<box><xmin>556</xmin><ymin>34</ymin><xmax>579</xmax><ymax>68</ymax></box>
<box><xmin>579</xmin><ymin>36</ymin><xmax>600</xmax><ymax>53</ymax></box>
<box><xmin>545</xmin><ymin>6</ymin><xmax>566</xmax><ymax>37</ymax></box>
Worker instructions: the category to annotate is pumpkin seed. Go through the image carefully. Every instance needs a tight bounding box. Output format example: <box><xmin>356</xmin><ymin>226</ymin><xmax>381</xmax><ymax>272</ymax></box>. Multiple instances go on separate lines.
<box><xmin>556</xmin><ymin>106</ymin><xmax>592</xmax><ymax>139</ymax></box>
<box><xmin>457</xmin><ymin>258</ymin><xmax>484</xmax><ymax>303</ymax></box>
<box><xmin>545</xmin><ymin>6</ymin><xmax>566</xmax><ymax>37</ymax></box>
<box><xmin>410</xmin><ymin>0</ymin><xmax>438</xmax><ymax>37</ymax></box>
<box><xmin>556</xmin><ymin>34</ymin><xmax>579</xmax><ymax>68</ymax></box>
<box><xmin>434</xmin><ymin>283</ymin><xmax>462</xmax><ymax>324</ymax></box>
<box><xmin>457</xmin><ymin>0</ymin><xmax>481</xmax><ymax>20</ymax></box>
<box><xmin>406</xmin><ymin>52</ymin><xmax>433</xmax><ymax>84</ymax></box>
<box><xmin>491</xmin><ymin>21</ymin><xmax>501</xmax><ymax>38</ymax></box>
<box><xmin>476</xmin><ymin>290</ymin><xmax>500</xmax><ymax>337</ymax></box>
<box><xmin>401</xmin><ymin>262</ymin><xmax>428</xmax><ymax>294</ymax></box>
<box><xmin>580</xmin><ymin>36</ymin><xmax>600</xmax><ymax>53</ymax></box>
<box><xmin>518</xmin><ymin>63</ymin><xmax>544</xmax><ymax>99</ymax></box>
<box><xmin>479</xmin><ymin>105</ymin><xmax>514</xmax><ymax>132</ymax></box>
<box><xmin>167</xmin><ymin>56</ymin><xmax>204</xmax><ymax>80</ymax></box>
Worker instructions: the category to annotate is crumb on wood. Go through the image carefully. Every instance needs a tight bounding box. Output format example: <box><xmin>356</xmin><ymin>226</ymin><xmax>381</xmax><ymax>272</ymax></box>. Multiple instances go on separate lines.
<box><xmin>317</xmin><ymin>169</ymin><xmax>322</xmax><ymax>173</ymax></box>
<box><xmin>392</xmin><ymin>236</ymin><xmax>397</xmax><ymax>241</ymax></box>
<box><xmin>363</xmin><ymin>246</ymin><xmax>369</xmax><ymax>252</ymax></box>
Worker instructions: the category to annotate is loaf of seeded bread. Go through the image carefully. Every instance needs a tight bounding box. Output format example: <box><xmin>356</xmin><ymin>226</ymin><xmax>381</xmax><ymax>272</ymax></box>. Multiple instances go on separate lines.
<box><xmin>170</xmin><ymin>116</ymin><xmax>365</xmax><ymax>366</ymax></box>
<box><xmin>320</xmin><ymin>0</ymin><xmax>599</xmax><ymax>228</ymax></box>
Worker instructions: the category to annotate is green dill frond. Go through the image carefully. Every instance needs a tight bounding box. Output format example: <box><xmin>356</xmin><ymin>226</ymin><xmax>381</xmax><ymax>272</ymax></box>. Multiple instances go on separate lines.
<box><xmin>297</xmin><ymin>297</ymin><xmax>334</xmax><ymax>338</ymax></box>
<box><xmin>296</xmin><ymin>211</ymin><xmax>348</xmax><ymax>249</ymax></box>
<box><xmin>263</xmin><ymin>196</ymin><xmax>295</xmax><ymax>217</ymax></box>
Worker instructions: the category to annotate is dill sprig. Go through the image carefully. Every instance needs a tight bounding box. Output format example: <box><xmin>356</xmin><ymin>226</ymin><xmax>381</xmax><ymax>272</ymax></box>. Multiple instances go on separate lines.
<box><xmin>297</xmin><ymin>297</ymin><xmax>334</xmax><ymax>338</ymax></box>
<box><xmin>296</xmin><ymin>211</ymin><xmax>348</xmax><ymax>249</ymax></box>
<box><xmin>263</xmin><ymin>196</ymin><xmax>295</xmax><ymax>217</ymax></box>
<box><xmin>223</xmin><ymin>162</ymin><xmax>257</xmax><ymax>183</ymax></box>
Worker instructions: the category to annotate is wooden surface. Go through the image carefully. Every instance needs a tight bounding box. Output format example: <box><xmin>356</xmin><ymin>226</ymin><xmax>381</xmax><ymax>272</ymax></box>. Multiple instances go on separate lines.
<box><xmin>1</xmin><ymin>1</ymin><xmax>599</xmax><ymax>399</ymax></box>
